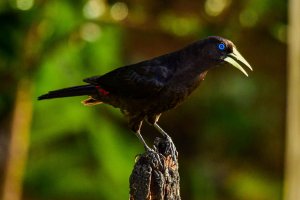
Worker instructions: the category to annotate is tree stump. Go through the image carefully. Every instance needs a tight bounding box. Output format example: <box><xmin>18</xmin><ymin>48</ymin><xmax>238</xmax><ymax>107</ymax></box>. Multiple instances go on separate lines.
<box><xmin>129</xmin><ymin>136</ymin><xmax>181</xmax><ymax>200</ymax></box>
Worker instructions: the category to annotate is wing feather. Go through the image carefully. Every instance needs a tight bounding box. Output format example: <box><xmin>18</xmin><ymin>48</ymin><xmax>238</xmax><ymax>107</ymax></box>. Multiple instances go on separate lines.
<box><xmin>84</xmin><ymin>62</ymin><xmax>174</xmax><ymax>98</ymax></box>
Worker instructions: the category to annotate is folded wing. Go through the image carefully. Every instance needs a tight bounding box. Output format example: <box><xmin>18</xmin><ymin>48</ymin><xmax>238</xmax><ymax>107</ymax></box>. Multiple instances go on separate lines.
<box><xmin>84</xmin><ymin>61</ymin><xmax>175</xmax><ymax>99</ymax></box>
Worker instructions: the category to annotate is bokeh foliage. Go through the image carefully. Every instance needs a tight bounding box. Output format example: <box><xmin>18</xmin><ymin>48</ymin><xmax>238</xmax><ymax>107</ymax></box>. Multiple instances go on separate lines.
<box><xmin>0</xmin><ymin>0</ymin><xmax>286</xmax><ymax>199</ymax></box>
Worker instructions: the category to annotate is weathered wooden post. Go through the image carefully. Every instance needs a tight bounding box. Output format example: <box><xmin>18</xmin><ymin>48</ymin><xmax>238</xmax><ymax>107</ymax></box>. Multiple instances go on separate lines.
<box><xmin>129</xmin><ymin>137</ymin><xmax>181</xmax><ymax>200</ymax></box>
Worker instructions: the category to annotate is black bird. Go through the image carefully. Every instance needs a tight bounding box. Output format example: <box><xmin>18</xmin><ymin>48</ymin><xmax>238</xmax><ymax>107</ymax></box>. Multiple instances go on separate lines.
<box><xmin>38</xmin><ymin>36</ymin><xmax>252</xmax><ymax>151</ymax></box>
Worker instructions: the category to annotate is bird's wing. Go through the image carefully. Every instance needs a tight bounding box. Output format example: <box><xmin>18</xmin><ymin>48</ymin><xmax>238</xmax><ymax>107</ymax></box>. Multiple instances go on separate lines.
<box><xmin>84</xmin><ymin>62</ymin><xmax>174</xmax><ymax>98</ymax></box>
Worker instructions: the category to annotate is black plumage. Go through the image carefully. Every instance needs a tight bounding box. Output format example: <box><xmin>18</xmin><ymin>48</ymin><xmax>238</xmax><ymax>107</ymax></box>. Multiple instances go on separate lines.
<box><xmin>38</xmin><ymin>36</ymin><xmax>252</xmax><ymax>150</ymax></box>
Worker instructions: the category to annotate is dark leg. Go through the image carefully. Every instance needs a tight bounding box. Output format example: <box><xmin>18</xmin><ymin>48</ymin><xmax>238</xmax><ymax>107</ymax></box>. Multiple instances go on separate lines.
<box><xmin>152</xmin><ymin>123</ymin><xmax>178</xmax><ymax>162</ymax></box>
<box><xmin>153</xmin><ymin>123</ymin><xmax>171</xmax><ymax>139</ymax></box>
<box><xmin>134</xmin><ymin>130</ymin><xmax>152</xmax><ymax>151</ymax></box>
<box><xmin>129</xmin><ymin>117</ymin><xmax>153</xmax><ymax>151</ymax></box>
<box><xmin>146</xmin><ymin>115</ymin><xmax>177</xmax><ymax>161</ymax></box>
<box><xmin>146</xmin><ymin>114</ymin><xmax>171</xmax><ymax>138</ymax></box>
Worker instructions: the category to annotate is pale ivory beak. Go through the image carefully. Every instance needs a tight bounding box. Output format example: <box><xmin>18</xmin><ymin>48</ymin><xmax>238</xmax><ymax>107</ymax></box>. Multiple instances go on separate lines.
<box><xmin>224</xmin><ymin>47</ymin><xmax>253</xmax><ymax>77</ymax></box>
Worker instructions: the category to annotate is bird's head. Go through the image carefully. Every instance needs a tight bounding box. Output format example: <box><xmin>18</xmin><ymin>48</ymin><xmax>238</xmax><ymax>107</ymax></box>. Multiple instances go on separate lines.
<box><xmin>198</xmin><ymin>36</ymin><xmax>253</xmax><ymax>76</ymax></box>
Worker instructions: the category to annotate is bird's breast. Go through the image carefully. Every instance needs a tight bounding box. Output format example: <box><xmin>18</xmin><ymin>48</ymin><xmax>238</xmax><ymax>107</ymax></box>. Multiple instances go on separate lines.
<box><xmin>107</xmin><ymin>71</ymin><xmax>208</xmax><ymax>116</ymax></box>
<box><xmin>154</xmin><ymin>72</ymin><xmax>206</xmax><ymax>112</ymax></box>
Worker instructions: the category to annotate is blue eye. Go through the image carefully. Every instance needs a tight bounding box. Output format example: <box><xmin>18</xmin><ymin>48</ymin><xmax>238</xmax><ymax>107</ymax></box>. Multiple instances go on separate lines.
<box><xmin>218</xmin><ymin>43</ymin><xmax>226</xmax><ymax>51</ymax></box>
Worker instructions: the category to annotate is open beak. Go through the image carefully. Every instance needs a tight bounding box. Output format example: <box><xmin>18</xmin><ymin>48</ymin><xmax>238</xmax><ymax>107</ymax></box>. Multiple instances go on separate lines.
<box><xmin>224</xmin><ymin>47</ymin><xmax>253</xmax><ymax>77</ymax></box>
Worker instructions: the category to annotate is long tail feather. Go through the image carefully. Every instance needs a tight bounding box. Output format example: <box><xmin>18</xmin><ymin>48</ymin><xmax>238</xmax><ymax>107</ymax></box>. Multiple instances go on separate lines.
<box><xmin>38</xmin><ymin>85</ymin><xmax>97</xmax><ymax>100</ymax></box>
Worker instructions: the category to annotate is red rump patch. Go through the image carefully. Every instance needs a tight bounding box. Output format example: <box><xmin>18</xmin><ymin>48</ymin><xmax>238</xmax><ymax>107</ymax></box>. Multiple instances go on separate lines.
<box><xmin>95</xmin><ymin>86</ymin><xmax>109</xmax><ymax>95</ymax></box>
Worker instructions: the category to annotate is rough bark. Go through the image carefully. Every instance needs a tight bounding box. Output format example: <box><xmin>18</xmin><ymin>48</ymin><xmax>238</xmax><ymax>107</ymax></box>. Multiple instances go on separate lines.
<box><xmin>129</xmin><ymin>137</ymin><xmax>181</xmax><ymax>200</ymax></box>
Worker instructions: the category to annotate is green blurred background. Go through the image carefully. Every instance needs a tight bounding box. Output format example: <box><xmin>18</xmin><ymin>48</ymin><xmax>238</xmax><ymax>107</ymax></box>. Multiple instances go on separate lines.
<box><xmin>0</xmin><ymin>0</ymin><xmax>287</xmax><ymax>199</ymax></box>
